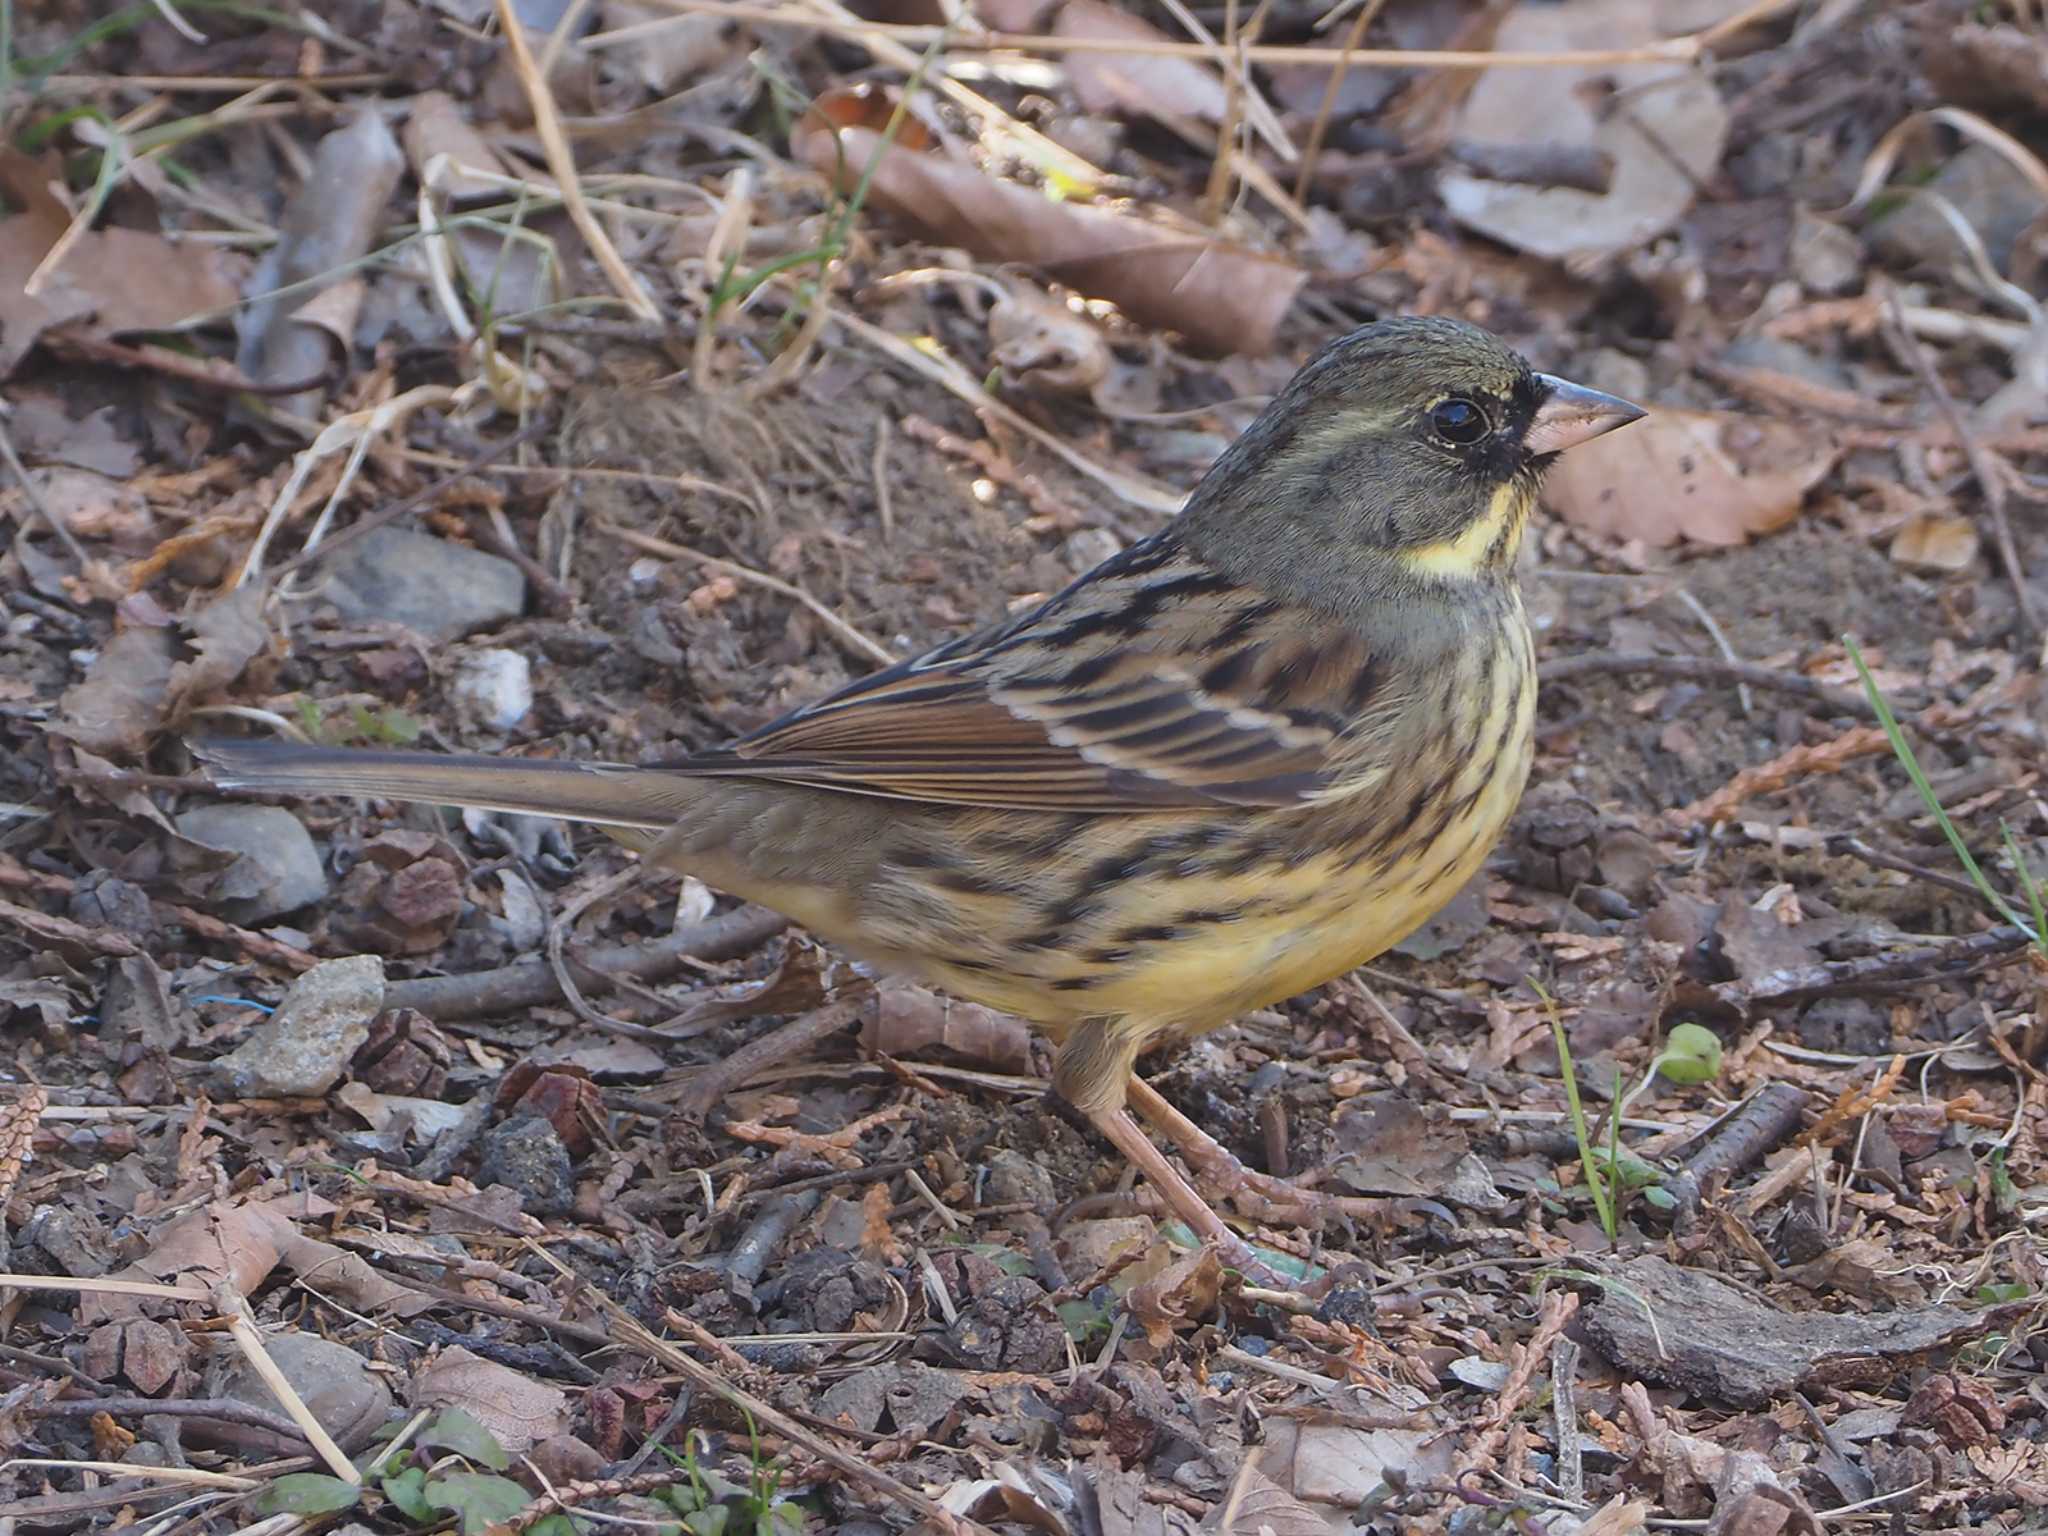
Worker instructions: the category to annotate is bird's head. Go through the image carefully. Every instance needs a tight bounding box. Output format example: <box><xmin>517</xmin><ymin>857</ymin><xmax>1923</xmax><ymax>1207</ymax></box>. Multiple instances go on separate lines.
<box><xmin>1184</xmin><ymin>315</ymin><xmax>1643</xmax><ymax>599</ymax></box>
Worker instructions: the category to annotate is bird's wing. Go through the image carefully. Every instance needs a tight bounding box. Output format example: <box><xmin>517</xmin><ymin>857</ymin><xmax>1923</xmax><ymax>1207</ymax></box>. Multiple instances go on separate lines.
<box><xmin>671</xmin><ymin>537</ymin><xmax>1386</xmax><ymax>811</ymax></box>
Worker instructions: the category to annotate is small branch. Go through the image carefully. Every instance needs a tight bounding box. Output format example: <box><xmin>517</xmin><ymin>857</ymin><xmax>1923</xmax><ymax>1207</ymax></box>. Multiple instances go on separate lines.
<box><xmin>671</xmin><ymin>994</ymin><xmax>869</xmax><ymax>1121</ymax></box>
<box><xmin>1885</xmin><ymin>292</ymin><xmax>2039</xmax><ymax>634</ymax></box>
<box><xmin>384</xmin><ymin>905</ymin><xmax>789</xmax><ymax>1018</ymax></box>
<box><xmin>1538</xmin><ymin>652</ymin><xmax>1887</xmax><ymax>720</ymax></box>
<box><xmin>1709</xmin><ymin>925</ymin><xmax>2036</xmax><ymax>1009</ymax></box>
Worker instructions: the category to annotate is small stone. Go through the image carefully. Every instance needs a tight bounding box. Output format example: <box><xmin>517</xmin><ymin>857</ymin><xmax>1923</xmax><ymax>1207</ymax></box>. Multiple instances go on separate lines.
<box><xmin>318</xmin><ymin>526</ymin><xmax>525</xmax><ymax>642</ymax></box>
<box><xmin>452</xmin><ymin>647</ymin><xmax>533</xmax><ymax>731</ymax></box>
<box><xmin>1721</xmin><ymin>333</ymin><xmax>1851</xmax><ymax>389</ymax></box>
<box><xmin>214</xmin><ymin>954</ymin><xmax>385</xmax><ymax>1096</ymax></box>
<box><xmin>206</xmin><ymin>1331</ymin><xmax>392</xmax><ymax>1454</ymax></box>
<box><xmin>1061</xmin><ymin>527</ymin><xmax>1122</xmax><ymax>573</ymax></box>
<box><xmin>982</xmin><ymin>1149</ymin><xmax>1057</xmax><ymax>1210</ymax></box>
<box><xmin>68</xmin><ymin>869</ymin><xmax>157</xmax><ymax>937</ymax></box>
<box><xmin>1790</xmin><ymin>208</ymin><xmax>1863</xmax><ymax>296</ymax></box>
<box><xmin>477</xmin><ymin>1114</ymin><xmax>574</xmax><ymax>1216</ymax></box>
<box><xmin>1870</xmin><ymin>143</ymin><xmax>2047</xmax><ymax>272</ymax></box>
<box><xmin>1061</xmin><ymin>1216</ymin><xmax>1156</xmax><ymax>1277</ymax></box>
<box><xmin>175</xmin><ymin>804</ymin><xmax>329</xmax><ymax>923</ymax></box>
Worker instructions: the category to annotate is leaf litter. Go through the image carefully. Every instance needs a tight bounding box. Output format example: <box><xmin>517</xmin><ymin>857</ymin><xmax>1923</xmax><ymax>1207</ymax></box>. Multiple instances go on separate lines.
<box><xmin>2</xmin><ymin>1</ymin><xmax>2046</xmax><ymax>1534</ymax></box>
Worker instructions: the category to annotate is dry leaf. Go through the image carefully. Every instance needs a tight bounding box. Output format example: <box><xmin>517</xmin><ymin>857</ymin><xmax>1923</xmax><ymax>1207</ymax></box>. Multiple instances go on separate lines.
<box><xmin>1055</xmin><ymin>0</ymin><xmax>1227</xmax><ymax>124</ymax></box>
<box><xmin>1542</xmin><ymin>408</ymin><xmax>1837</xmax><ymax>547</ymax></box>
<box><xmin>404</xmin><ymin>90</ymin><xmax>512</xmax><ymax>200</ymax></box>
<box><xmin>1438</xmin><ymin>0</ymin><xmax>1729</xmax><ymax>261</ymax></box>
<box><xmin>1125</xmin><ymin>1246</ymin><xmax>1222</xmax><ymax>1346</ymax></box>
<box><xmin>1890</xmin><ymin>511</ymin><xmax>1980</xmax><ymax>571</ymax></box>
<box><xmin>1200</xmin><ymin>1467</ymin><xmax>1327</xmax><ymax>1536</ymax></box>
<box><xmin>0</xmin><ymin>150</ymin><xmax>243</xmax><ymax>378</ymax></box>
<box><xmin>988</xmin><ymin>285</ymin><xmax>1111</xmax><ymax>394</ymax></box>
<box><xmin>166</xmin><ymin>585</ymin><xmax>273</xmax><ymax>720</ymax></box>
<box><xmin>52</xmin><ymin>625</ymin><xmax>177</xmax><ymax>757</ymax></box>
<box><xmin>411</xmin><ymin>1344</ymin><xmax>571</xmax><ymax>1453</ymax></box>
<box><xmin>793</xmin><ymin>89</ymin><xmax>1302</xmax><ymax>355</ymax></box>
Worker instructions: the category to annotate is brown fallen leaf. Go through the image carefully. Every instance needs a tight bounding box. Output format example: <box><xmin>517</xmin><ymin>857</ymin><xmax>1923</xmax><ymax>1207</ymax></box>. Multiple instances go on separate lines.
<box><xmin>1436</xmin><ymin>0</ymin><xmax>1727</xmax><ymax>262</ymax></box>
<box><xmin>166</xmin><ymin>585</ymin><xmax>273</xmax><ymax>721</ymax></box>
<box><xmin>793</xmin><ymin>89</ymin><xmax>1302</xmax><ymax>355</ymax></box>
<box><xmin>1541</xmin><ymin>408</ymin><xmax>1838</xmax><ymax>547</ymax></box>
<box><xmin>51</xmin><ymin>626</ymin><xmax>177</xmax><ymax>757</ymax></box>
<box><xmin>1125</xmin><ymin>1246</ymin><xmax>1222</xmax><ymax>1346</ymax></box>
<box><xmin>0</xmin><ymin>149</ymin><xmax>244</xmax><ymax>379</ymax></box>
<box><xmin>1200</xmin><ymin>1466</ymin><xmax>1328</xmax><ymax>1536</ymax></box>
<box><xmin>1890</xmin><ymin>510</ymin><xmax>1980</xmax><ymax>571</ymax></box>
<box><xmin>411</xmin><ymin>1344</ymin><xmax>572</xmax><ymax>1454</ymax></box>
<box><xmin>1055</xmin><ymin>0</ymin><xmax>1227</xmax><ymax>125</ymax></box>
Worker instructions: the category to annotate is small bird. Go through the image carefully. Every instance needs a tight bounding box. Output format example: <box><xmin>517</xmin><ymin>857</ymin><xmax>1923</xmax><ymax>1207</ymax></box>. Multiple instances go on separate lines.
<box><xmin>197</xmin><ymin>317</ymin><xmax>1641</xmax><ymax>1276</ymax></box>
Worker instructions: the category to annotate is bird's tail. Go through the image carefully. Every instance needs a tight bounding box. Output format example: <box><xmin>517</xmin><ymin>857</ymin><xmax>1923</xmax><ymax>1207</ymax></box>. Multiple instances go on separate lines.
<box><xmin>191</xmin><ymin>739</ymin><xmax>700</xmax><ymax>831</ymax></box>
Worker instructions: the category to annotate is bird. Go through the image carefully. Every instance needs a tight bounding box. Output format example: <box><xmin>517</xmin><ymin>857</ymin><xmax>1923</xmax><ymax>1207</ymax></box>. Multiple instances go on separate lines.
<box><xmin>195</xmin><ymin>316</ymin><xmax>1642</xmax><ymax>1279</ymax></box>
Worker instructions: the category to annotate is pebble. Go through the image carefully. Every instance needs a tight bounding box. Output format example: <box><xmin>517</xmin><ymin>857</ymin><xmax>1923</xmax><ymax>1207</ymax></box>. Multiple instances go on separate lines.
<box><xmin>1870</xmin><ymin>143</ymin><xmax>2047</xmax><ymax>272</ymax></box>
<box><xmin>208</xmin><ymin>1330</ymin><xmax>393</xmax><ymax>1453</ymax></box>
<box><xmin>214</xmin><ymin>954</ymin><xmax>385</xmax><ymax>1097</ymax></box>
<box><xmin>175</xmin><ymin>804</ymin><xmax>329</xmax><ymax>923</ymax></box>
<box><xmin>1061</xmin><ymin>527</ymin><xmax>1122</xmax><ymax>573</ymax></box>
<box><xmin>451</xmin><ymin>647</ymin><xmax>533</xmax><ymax>730</ymax></box>
<box><xmin>477</xmin><ymin>1114</ymin><xmax>574</xmax><ymax>1216</ymax></box>
<box><xmin>317</xmin><ymin>526</ymin><xmax>525</xmax><ymax>642</ymax></box>
<box><xmin>1790</xmin><ymin>208</ymin><xmax>1863</xmax><ymax>296</ymax></box>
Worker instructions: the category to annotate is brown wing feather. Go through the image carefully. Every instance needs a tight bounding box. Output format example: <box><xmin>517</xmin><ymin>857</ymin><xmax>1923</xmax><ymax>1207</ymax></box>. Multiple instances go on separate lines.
<box><xmin>664</xmin><ymin>534</ymin><xmax>1383</xmax><ymax>812</ymax></box>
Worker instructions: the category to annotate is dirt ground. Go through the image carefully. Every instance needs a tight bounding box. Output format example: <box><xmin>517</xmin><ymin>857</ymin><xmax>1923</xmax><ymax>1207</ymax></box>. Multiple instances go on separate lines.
<box><xmin>2</xmin><ymin>2</ymin><xmax>2046</xmax><ymax>1535</ymax></box>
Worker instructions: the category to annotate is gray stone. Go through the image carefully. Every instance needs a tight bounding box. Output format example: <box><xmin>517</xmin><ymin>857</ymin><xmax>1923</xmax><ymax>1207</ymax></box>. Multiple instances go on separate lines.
<box><xmin>318</xmin><ymin>526</ymin><xmax>525</xmax><ymax>641</ymax></box>
<box><xmin>1791</xmin><ymin>208</ymin><xmax>1863</xmax><ymax>296</ymax></box>
<box><xmin>175</xmin><ymin>804</ymin><xmax>329</xmax><ymax>923</ymax></box>
<box><xmin>215</xmin><ymin>954</ymin><xmax>385</xmax><ymax>1097</ymax></box>
<box><xmin>1870</xmin><ymin>143</ymin><xmax>2047</xmax><ymax>273</ymax></box>
<box><xmin>477</xmin><ymin>1114</ymin><xmax>573</xmax><ymax>1216</ymax></box>
<box><xmin>208</xmin><ymin>1330</ymin><xmax>393</xmax><ymax>1453</ymax></box>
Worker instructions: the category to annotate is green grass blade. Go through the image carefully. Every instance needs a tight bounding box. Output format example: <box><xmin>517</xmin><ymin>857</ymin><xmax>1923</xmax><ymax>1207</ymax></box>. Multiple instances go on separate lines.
<box><xmin>1844</xmin><ymin>634</ymin><xmax>2037</xmax><ymax>943</ymax></box>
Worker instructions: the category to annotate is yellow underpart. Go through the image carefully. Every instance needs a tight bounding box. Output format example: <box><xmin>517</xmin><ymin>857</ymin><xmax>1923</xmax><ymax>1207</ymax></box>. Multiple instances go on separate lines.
<box><xmin>1399</xmin><ymin>481</ymin><xmax>1529</xmax><ymax>579</ymax></box>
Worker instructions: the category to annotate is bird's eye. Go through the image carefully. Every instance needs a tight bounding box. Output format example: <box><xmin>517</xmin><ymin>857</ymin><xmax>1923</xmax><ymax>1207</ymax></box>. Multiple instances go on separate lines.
<box><xmin>1431</xmin><ymin>397</ymin><xmax>1489</xmax><ymax>445</ymax></box>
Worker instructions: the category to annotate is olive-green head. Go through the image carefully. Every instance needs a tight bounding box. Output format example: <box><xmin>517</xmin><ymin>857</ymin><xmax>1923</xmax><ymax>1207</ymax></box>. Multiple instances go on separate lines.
<box><xmin>1183</xmin><ymin>315</ymin><xmax>1643</xmax><ymax>600</ymax></box>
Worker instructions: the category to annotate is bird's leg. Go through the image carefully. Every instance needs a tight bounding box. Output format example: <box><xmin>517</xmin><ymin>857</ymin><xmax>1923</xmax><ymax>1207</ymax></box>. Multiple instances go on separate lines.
<box><xmin>1082</xmin><ymin>1104</ymin><xmax>1281</xmax><ymax>1282</ymax></box>
<box><xmin>1125</xmin><ymin>1074</ymin><xmax>1396</xmax><ymax>1228</ymax></box>
<box><xmin>1055</xmin><ymin>1020</ymin><xmax>1283</xmax><ymax>1284</ymax></box>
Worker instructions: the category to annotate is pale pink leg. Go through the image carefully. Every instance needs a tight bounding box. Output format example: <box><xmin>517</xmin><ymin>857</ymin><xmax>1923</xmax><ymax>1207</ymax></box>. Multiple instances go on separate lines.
<box><xmin>1125</xmin><ymin>1075</ymin><xmax>1397</xmax><ymax>1227</ymax></box>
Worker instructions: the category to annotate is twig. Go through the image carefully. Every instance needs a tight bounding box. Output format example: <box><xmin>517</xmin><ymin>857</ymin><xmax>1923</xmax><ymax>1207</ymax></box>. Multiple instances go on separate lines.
<box><xmin>599</xmin><ymin>521</ymin><xmax>894</xmax><ymax>667</ymax></box>
<box><xmin>1885</xmin><ymin>291</ymin><xmax>2039</xmax><ymax>634</ymax></box>
<box><xmin>829</xmin><ymin>302</ymin><xmax>1183</xmax><ymax>514</ymax></box>
<box><xmin>492</xmin><ymin>0</ymin><xmax>657</xmax><ymax>321</ymax></box>
<box><xmin>544</xmin><ymin>860</ymin><xmax>658</xmax><ymax>1040</ymax></box>
<box><xmin>1550</xmin><ymin>1336</ymin><xmax>1583</xmax><ymax>1507</ymax></box>
<box><xmin>382</xmin><ymin>905</ymin><xmax>789</xmax><ymax>1018</ymax></box>
<box><xmin>1659</xmin><ymin>1082</ymin><xmax>1808</xmax><ymax>1227</ymax></box>
<box><xmin>607</xmin><ymin>0</ymin><xmax>1797</xmax><ymax>69</ymax></box>
<box><xmin>671</xmin><ymin>994</ymin><xmax>869</xmax><ymax>1120</ymax></box>
<box><xmin>262</xmin><ymin>419</ymin><xmax>546</xmax><ymax>585</ymax></box>
<box><xmin>1295</xmin><ymin>0</ymin><xmax>1386</xmax><ymax>205</ymax></box>
<box><xmin>1709</xmin><ymin>925</ymin><xmax>2036</xmax><ymax>1009</ymax></box>
<box><xmin>0</xmin><ymin>410</ymin><xmax>91</xmax><ymax>564</ymax></box>
<box><xmin>30</xmin><ymin>1396</ymin><xmax>312</xmax><ymax>1445</ymax></box>
<box><xmin>1669</xmin><ymin>588</ymin><xmax>1753</xmax><ymax>717</ymax></box>
<box><xmin>540</xmin><ymin>1249</ymin><xmax>974</xmax><ymax>1536</ymax></box>
<box><xmin>1539</xmin><ymin>652</ymin><xmax>1884</xmax><ymax>720</ymax></box>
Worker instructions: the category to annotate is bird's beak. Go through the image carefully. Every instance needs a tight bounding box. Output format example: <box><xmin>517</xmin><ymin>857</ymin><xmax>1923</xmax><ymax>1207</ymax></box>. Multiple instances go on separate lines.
<box><xmin>1526</xmin><ymin>375</ymin><xmax>1646</xmax><ymax>456</ymax></box>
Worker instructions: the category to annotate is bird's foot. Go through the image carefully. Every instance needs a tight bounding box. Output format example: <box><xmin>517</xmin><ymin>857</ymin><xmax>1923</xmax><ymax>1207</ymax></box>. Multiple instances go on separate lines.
<box><xmin>1124</xmin><ymin>1076</ymin><xmax>1399</xmax><ymax>1231</ymax></box>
